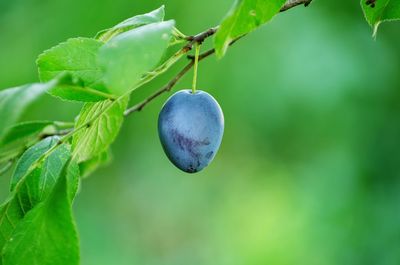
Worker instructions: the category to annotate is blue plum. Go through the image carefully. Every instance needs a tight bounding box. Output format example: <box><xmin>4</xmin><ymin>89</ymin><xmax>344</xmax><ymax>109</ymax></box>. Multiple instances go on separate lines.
<box><xmin>158</xmin><ymin>89</ymin><xmax>224</xmax><ymax>173</ymax></box>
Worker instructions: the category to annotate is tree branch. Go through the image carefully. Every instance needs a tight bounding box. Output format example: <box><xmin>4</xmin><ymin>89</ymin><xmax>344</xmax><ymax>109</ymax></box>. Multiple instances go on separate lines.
<box><xmin>280</xmin><ymin>0</ymin><xmax>312</xmax><ymax>12</ymax></box>
<box><xmin>184</xmin><ymin>27</ymin><xmax>219</xmax><ymax>45</ymax></box>
<box><xmin>124</xmin><ymin>0</ymin><xmax>312</xmax><ymax>116</ymax></box>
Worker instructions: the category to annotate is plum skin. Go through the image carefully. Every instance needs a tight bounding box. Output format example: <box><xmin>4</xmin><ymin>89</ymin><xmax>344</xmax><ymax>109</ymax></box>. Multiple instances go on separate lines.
<box><xmin>158</xmin><ymin>89</ymin><xmax>224</xmax><ymax>173</ymax></box>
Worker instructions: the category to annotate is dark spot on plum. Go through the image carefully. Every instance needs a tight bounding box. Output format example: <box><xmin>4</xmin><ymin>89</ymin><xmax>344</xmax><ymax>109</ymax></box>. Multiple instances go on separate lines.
<box><xmin>170</xmin><ymin>129</ymin><xmax>210</xmax><ymax>153</ymax></box>
<box><xmin>187</xmin><ymin>165</ymin><xmax>197</xmax><ymax>173</ymax></box>
<box><xmin>205</xmin><ymin>151</ymin><xmax>213</xmax><ymax>159</ymax></box>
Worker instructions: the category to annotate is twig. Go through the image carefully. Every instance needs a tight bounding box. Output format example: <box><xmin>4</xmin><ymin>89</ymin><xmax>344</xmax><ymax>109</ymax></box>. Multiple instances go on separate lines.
<box><xmin>124</xmin><ymin>62</ymin><xmax>195</xmax><ymax>115</ymax></box>
<box><xmin>182</xmin><ymin>0</ymin><xmax>312</xmax><ymax>45</ymax></box>
<box><xmin>184</xmin><ymin>27</ymin><xmax>219</xmax><ymax>45</ymax></box>
<box><xmin>124</xmin><ymin>0</ymin><xmax>313</xmax><ymax>116</ymax></box>
<box><xmin>124</xmin><ymin>48</ymin><xmax>218</xmax><ymax>116</ymax></box>
<box><xmin>280</xmin><ymin>0</ymin><xmax>312</xmax><ymax>12</ymax></box>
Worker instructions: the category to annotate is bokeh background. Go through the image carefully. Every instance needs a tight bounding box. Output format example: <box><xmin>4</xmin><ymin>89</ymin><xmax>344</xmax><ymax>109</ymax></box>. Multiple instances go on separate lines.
<box><xmin>1</xmin><ymin>0</ymin><xmax>400</xmax><ymax>264</ymax></box>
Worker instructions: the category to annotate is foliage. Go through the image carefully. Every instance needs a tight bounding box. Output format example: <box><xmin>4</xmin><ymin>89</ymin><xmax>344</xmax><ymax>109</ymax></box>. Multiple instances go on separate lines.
<box><xmin>71</xmin><ymin>96</ymin><xmax>129</xmax><ymax>163</ymax></box>
<box><xmin>0</xmin><ymin>0</ymin><xmax>399</xmax><ymax>263</ymax></box>
<box><xmin>214</xmin><ymin>0</ymin><xmax>287</xmax><ymax>57</ymax></box>
<box><xmin>361</xmin><ymin>0</ymin><xmax>400</xmax><ymax>37</ymax></box>
<box><xmin>37</xmin><ymin>38</ymin><xmax>110</xmax><ymax>102</ymax></box>
<box><xmin>98</xmin><ymin>21</ymin><xmax>175</xmax><ymax>95</ymax></box>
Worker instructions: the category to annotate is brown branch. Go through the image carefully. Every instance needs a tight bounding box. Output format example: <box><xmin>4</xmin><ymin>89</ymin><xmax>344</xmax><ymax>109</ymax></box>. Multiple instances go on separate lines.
<box><xmin>280</xmin><ymin>0</ymin><xmax>312</xmax><ymax>12</ymax></box>
<box><xmin>184</xmin><ymin>27</ymin><xmax>219</xmax><ymax>46</ymax></box>
<box><xmin>124</xmin><ymin>62</ymin><xmax>194</xmax><ymax>115</ymax></box>
<box><xmin>181</xmin><ymin>0</ymin><xmax>313</xmax><ymax>49</ymax></box>
<box><xmin>124</xmin><ymin>0</ymin><xmax>312</xmax><ymax>116</ymax></box>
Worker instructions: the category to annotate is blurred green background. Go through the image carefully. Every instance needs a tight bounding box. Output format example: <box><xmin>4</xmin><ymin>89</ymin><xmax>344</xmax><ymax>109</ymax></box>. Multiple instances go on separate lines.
<box><xmin>1</xmin><ymin>0</ymin><xmax>400</xmax><ymax>264</ymax></box>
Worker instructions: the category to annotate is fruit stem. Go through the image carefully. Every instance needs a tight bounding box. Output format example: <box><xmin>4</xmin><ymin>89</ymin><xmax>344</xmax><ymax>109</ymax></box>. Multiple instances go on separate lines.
<box><xmin>192</xmin><ymin>42</ymin><xmax>201</xmax><ymax>94</ymax></box>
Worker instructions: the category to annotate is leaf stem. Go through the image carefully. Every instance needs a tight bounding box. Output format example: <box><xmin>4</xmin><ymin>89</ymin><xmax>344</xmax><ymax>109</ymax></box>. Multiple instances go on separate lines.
<box><xmin>74</xmin><ymin>86</ymin><xmax>118</xmax><ymax>100</ymax></box>
<box><xmin>192</xmin><ymin>43</ymin><xmax>201</xmax><ymax>94</ymax></box>
<box><xmin>53</xmin><ymin>121</ymin><xmax>75</xmax><ymax>129</ymax></box>
<box><xmin>172</xmin><ymin>27</ymin><xmax>188</xmax><ymax>40</ymax></box>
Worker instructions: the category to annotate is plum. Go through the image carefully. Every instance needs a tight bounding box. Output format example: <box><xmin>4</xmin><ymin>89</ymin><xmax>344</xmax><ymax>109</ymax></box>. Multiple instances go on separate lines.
<box><xmin>158</xmin><ymin>89</ymin><xmax>224</xmax><ymax>173</ymax></box>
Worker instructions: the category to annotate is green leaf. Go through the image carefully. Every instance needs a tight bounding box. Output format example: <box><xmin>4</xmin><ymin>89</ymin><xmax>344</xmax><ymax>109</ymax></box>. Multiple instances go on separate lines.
<box><xmin>0</xmin><ymin>138</ymin><xmax>76</xmax><ymax>252</ymax></box>
<box><xmin>98</xmin><ymin>20</ymin><xmax>175</xmax><ymax>95</ymax></box>
<box><xmin>0</xmin><ymin>81</ymin><xmax>57</xmax><ymax>141</ymax></box>
<box><xmin>361</xmin><ymin>0</ymin><xmax>400</xmax><ymax>37</ymax></box>
<box><xmin>0</xmin><ymin>121</ymin><xmax>55</xmax><ymax>163</ymax></box>
<box><xmin>78</xmin><ymin>150</ymin><xmax>111</xmax><ymax>178</ymax></box>
<box><xmin>12</xmin><ymin>142</ymin><xmax>77</xmax><ymax>202</ymax></box>
<box><xmin>37</xmin><ymin>38</ymin><xmax>115</xmax><ymax>102</ymax></box>
<box><xmin>95</xmin><ymin>5</ymin><xmax>165</xmax><ymax>42</ymax></box>
<box><xmin>49</xmin><ymin>74</ymin><xmax>116</xmax><ymax>102</ymax></box>
<box><xmin>214</xmin><ymin>0</ymin><xmax>287</xmax><ymax>58</ymax></box>
<box><xmin>9</xmin><ymin>136</ymin><xmax>59</xmax><ymax>191</ymax></box>
<box><xmin>1</xmin><ymin>161</ymin><xmax>80</xmax><ymax>265</ymax></box>
<box><xmin>72</xmin><ymin>96</ymin><xmax>129</xmax><ymax>163</ymax></box>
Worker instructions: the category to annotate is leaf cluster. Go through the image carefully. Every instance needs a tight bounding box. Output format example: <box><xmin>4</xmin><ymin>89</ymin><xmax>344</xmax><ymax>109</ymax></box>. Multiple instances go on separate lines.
<box><xmin>0</xmin><ymin>1</ymin><xmax>399</xmax><ymax>263</ymax></box>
